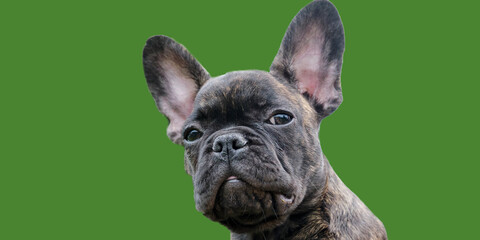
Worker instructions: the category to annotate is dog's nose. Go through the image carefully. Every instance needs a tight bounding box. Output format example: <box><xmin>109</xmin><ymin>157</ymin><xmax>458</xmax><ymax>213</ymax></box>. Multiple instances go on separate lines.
<box><xmin>212</xmin><ymin>133</ymin><xmax>248</xmax><ymax>157</ymax></box>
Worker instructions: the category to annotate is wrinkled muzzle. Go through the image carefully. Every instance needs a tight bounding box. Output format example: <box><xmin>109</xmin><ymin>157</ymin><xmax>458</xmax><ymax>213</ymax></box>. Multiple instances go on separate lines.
<box><xmin>191</xmin><ymin>127</ymin><xmax>303</xmax><ymax>233</ymax></box>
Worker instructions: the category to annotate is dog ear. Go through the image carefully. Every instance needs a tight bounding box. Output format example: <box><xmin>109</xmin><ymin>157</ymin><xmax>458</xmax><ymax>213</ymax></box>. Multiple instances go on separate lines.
<box><xmin>143</xmin><ymin>35</ymin><xmax>210</xmax><ymax>144</ymax></box>
<box><xmin>270</xmin><ymin>0</ymin><xmax>345</xmax><ymax>118</ymax></box>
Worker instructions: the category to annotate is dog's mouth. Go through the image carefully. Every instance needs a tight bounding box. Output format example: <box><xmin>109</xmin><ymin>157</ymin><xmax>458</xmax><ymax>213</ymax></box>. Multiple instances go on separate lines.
<box><xmin>226</xmin><ymin>175</ymin><xmax>241</xmax><ymax>183</ymax></box>
<box><xmin>206</xmin><ymin>176</ymin><xmax>296</xmax><ymax>233</ymax></box>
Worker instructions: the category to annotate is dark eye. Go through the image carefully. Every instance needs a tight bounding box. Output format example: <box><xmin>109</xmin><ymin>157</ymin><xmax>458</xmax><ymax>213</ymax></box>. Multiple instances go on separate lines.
<box><xmin>268</xmin><ymin>113</ymin><xmax>293</xmax><ymax>125</ymax></box>
<box><xmin>185</xmin><ymin>129</ymin><xmax>203</xmax><ymax>142</ymax></box>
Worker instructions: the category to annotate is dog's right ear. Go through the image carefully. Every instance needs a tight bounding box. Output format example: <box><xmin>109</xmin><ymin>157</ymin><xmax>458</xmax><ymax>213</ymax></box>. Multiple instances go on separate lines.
<box><xmin>143</xmin><ymin>36</ymin><xmax>210</xmax><ymax>145</ymax></box>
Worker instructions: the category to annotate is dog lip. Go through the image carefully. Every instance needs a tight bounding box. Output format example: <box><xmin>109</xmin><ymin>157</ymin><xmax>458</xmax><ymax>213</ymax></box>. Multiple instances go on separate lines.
<box><xmin>226</xmin><ymin>176</ymin><xmax>240</xmax><ymax>183</ymax></box>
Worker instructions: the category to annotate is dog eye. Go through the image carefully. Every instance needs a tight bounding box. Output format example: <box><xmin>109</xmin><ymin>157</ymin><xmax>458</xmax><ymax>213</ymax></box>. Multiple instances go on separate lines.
<box><xmin>185</xmin><ymin>129</ymin><xmax>203</xmax><ymax>142</ymax></box>
<box><xmin>268</xmin><ymin>113</ymin><xmax>293</xmax><ymax>125</ymax></box>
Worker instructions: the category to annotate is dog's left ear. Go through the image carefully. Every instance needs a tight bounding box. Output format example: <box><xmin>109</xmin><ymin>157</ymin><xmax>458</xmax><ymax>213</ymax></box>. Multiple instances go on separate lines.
<box><xmin>270</xmin><ymin>0</ymin><xmax>345</xmax><ymax>118</ymax></box>
<box><xmin>143</xmin><ymin>36</ymin><xmax>210</xmax><ymax>144</ymax></box>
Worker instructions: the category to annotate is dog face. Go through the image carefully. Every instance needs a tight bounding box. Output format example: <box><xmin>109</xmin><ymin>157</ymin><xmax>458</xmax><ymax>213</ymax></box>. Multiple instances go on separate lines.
<box><xmin>184</xmin><ymin>71</ymin><xmax>323</xmax><ymax>233</ymax></box>
<box><xmin>143</xmin><ymin>0</ymin><xmax>344</xmax><ymax>234</ymax></box>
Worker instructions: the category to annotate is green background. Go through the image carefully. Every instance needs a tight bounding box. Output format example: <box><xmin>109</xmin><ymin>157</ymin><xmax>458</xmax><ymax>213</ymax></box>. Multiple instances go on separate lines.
<box><xmin>1</xmin><ymin>0</ymin><xmax>479</xmax><ymax>239</ymax></box>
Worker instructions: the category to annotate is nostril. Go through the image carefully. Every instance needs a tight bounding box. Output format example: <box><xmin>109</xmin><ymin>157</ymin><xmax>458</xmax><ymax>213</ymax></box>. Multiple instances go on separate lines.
<box><xmin>212</xmin><ymin>133</ymin><xmax>247</xmax><ymax>153</ymax></box>
<box><xmin>212</xmin><ymin>141</ymin><xmax>223</xmax><ymax>152</ymax></box>
<box><xmin>232</xmin><ymin>138</ymin><xmax>247</xmax><ymax>150</ymax></box>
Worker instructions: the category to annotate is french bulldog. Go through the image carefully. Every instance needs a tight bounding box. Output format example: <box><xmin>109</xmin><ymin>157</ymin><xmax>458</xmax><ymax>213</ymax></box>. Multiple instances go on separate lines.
<box><xmin>142</xmin><ymin>0</ymin><xmax>387</xmax><ymax>239</ymax></box>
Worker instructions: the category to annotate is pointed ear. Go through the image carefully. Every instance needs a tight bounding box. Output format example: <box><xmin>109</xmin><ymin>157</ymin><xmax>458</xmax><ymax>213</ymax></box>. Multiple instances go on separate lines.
<box><xmin>270</xmin><ymin>0</ymin><xmax>345</xmax><ymax>118</ymax></box>
<box><xmin>143</xmin><ymin>35</ymin><xmax>210</xmax><ymax>144</ymax></box>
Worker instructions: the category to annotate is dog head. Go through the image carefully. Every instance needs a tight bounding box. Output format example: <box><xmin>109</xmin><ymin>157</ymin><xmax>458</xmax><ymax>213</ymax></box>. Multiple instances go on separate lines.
<box><xmin>143</xmin><ymin>0</ymin><xmax>344</xmax><ymax>233</ymax></box>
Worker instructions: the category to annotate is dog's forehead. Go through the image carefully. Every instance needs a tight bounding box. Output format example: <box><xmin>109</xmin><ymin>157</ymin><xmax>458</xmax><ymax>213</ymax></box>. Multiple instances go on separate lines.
<box><xmin>194</xmin><ymin>70</ymin><xmax>294</xmax><ymax>112</ymax></box>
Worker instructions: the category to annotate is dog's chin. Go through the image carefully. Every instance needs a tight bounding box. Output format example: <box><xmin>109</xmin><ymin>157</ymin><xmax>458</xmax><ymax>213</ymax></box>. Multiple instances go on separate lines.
<box><xmin>206</xmin><ymin>178</ymin><xmax>296</xmax><ymax>233</ymax></box>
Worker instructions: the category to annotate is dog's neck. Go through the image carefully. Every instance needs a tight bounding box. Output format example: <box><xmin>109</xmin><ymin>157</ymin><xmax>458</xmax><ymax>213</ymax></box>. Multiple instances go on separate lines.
<box><xmin>231</xmin><ymin>155</ymin><xmax>386</xmax><ymax>240</ymax></box>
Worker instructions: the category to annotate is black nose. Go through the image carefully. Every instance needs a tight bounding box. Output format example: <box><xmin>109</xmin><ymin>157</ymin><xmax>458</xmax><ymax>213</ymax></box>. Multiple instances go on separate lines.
<box><xmin>212</xmin><ymin>133</ymin><xmax>248</xmax><ymax>158</ymax></box>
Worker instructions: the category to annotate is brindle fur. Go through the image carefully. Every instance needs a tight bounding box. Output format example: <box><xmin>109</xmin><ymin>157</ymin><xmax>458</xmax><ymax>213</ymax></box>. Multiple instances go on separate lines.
<box><xmin>143</xmin><ymin>0</ymin><xmax>387</xmax><ymax>239</ymax></box>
